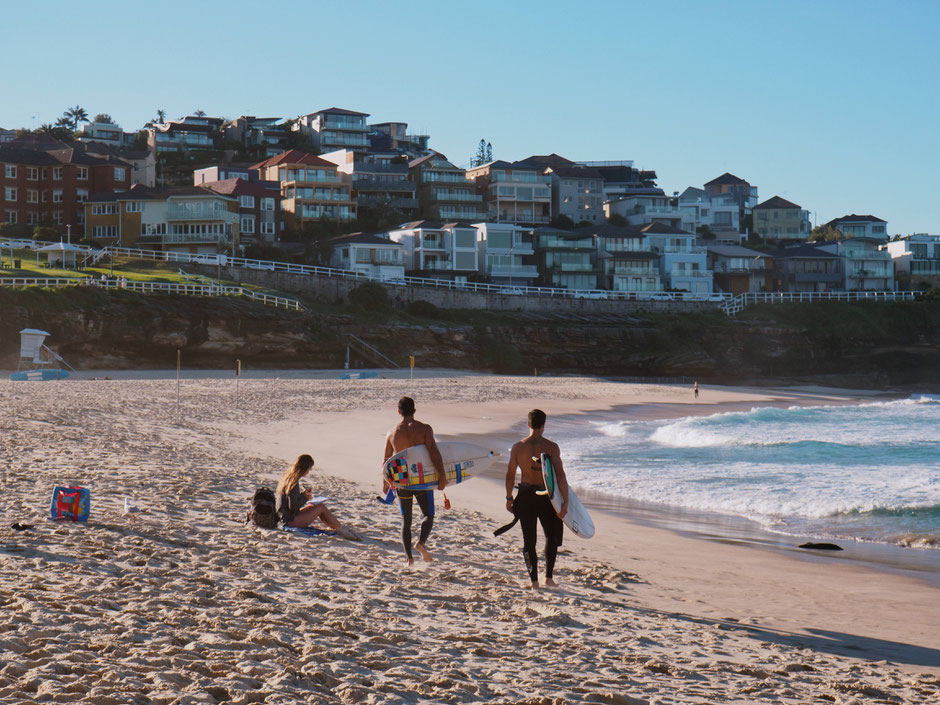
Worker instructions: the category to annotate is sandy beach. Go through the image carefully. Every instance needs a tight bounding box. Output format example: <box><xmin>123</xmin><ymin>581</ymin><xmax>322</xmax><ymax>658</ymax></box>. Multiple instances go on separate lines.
<box><xmin>1</xmin><ymin>372</ymin><xmax>937</xmax><ymax>704</ymax></box>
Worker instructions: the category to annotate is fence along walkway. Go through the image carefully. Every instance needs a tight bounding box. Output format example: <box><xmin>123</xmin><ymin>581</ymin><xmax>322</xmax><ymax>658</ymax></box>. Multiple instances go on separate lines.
<box><xmin>720</xmin><ymin>290</ymin><xmax>918</xmax><ymax>316</ymax></box>
<box><xmin>0</xmin><ymin>277</ymin><xmax>306</xmax><ymax>311</ymax></box>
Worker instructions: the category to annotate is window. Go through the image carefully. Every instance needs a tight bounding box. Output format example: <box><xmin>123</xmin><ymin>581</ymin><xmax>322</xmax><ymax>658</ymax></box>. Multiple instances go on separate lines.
<box><xmin>261</xmin><ymin>221</ymin><xmax>275</xmax><ymax>235</ymax></box>
<box><xmin>52</xmin><ymin>211</ymin><xmax>62</xmax><ymax>224</ymax></box>
<box><xmin>6</xmin><ymin>210</ymin><xmax>16</xmax><ymax>224</ymax></box>
<box><xmin>27</xmin><ymin>167</ymin><xmax>39</xmax><ymax>180</ymax></box>
<box><xmin>114</xmin><ymin>167</ymin><xmax>126</xmax><ymax>181</ymax></box>
<box><xmin>53</xmin><ymin>190</ymin><xmax>63</xmax><ymax>203</ymax></box>
<box><xmin>240</xmin><ymin>216</ymin><xmax>255</xmax><ymax>233</ymax></box>
<box><xmin>4</xmin><ymin>165</ymin><xmax>15</xmax><ymax>178</ymax></box>
<box><xmin>77</xmin><ymin>167</ymin><xmax>89</xmax><ymax>180</ymax></box>
<box><xmin>261</xmin><ymin>197</ymin><xmax>275</xmax><ymax>211</ymax></box>
<box><xmin>239</xmin><ymin>195</ymin><xmax>255</xmax><ymax>208</ymax></box>
<box><xmin>126</xmin><ymin>201</ymin><xmax>143</xmax><ymax>212</ymax></box>
<box><xmin>4</xmin><ymin>187</ymin><xmax>16</xmax><ymax>201</ymax></box>
<box><xmin>77</xmin><ymin>210</ymin><xmax>85</xmax><ymax>224</ymax></box>
<box><xmin>77</xmin><ymin>189</ymin><xmax>88</xmax><ymax>203</ymax></box>
<box><xmin>27</xmin><ymin>189</ymin><xmax>38</xmax><ymax>203</ymax></box>
<box><xmin>27</xmin><ymin>212</ymin><xmax>38</xmax><ymax>225</ymax></box>
<box><xmin>92</xmin><ymin>203</ymin><xmax>118</xmax><ymax>215</ymax></box>
<box><xmin>53</xmin><ymin>167</ymin><xmax>63</xmax><ymax>180</ymax></box>
<box><xmin>93</xmin><ymin>225</ymin><xmax>118</xmax><ymax>238</ymax></box>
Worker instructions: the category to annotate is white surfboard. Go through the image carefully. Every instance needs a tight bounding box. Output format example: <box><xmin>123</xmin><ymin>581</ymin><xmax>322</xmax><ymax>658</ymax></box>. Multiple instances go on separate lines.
<box><xmin>384</xmin><ymin>441</ymin><xmax>502</xmax><ymax>491</ymax></box>
<box><xmin>541</xmin><ymin>452</ymin><xmax>595</xmax><ymax>539</ymax></box>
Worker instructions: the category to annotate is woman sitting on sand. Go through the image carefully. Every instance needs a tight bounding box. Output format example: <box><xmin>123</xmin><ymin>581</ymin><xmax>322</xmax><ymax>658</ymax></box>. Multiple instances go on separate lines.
<box><xmin>276</xmin><ymin>454</ymin><xmax>361</xmax><ymax>540</ymax></box>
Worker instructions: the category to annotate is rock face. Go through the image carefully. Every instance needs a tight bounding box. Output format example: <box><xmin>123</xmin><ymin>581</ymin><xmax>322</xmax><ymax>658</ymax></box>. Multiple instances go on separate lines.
<box><xmin>2</xmin><ymin>289</ymin><xmax>940</xmax><ymax>388</ymax></box>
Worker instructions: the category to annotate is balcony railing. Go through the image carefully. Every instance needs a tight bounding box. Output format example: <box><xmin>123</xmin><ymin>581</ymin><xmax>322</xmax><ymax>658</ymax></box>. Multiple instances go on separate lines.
<box><xmin>354</xmin><ymin>179</ymin><xmax>415</xmax><ymax>193</ymax></box>
<box><xmin>612</xmin><ymin>266</ymin><xmax>658</xmax><ymax>275</ymax></box>
<box><xmin>670</xmin><ymin>270</ymin><xmax>712</xmax><ymax>278</ymax></box>
<box><xmin>432</xmin><ymin>192</ymin><xmax>483</xmax><ymax>203</ymax></box>
<box><xmin>437</xmin><ymin>207</ymin><xmax>488</xmax><ymax>220</ymax></box>
<box><xmin>423</xmin><ymin>172</ymin><xmax>469</xmax><ymax>183</ymax></box>
<box><xmin>323</xmin><ymin>119</ymin><xmax>368</xmax><ymax>131</ymax></box>
<box><xmin>489</xmin><ymin>265</ymin><xmax>539</xmax><ymax>278</ymax></box>
<box><xmin>166</xmin><ymin>205</ymin><xmax>234</xmax><ymax>221</ymax></box>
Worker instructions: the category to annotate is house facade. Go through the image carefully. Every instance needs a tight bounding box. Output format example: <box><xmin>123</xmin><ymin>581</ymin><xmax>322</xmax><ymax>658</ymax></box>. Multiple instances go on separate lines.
<box><xmin>703</xmin><ymin>172</ymin><xmax>758</xmax><ymax>229</ymax></box>
<box><xmin>386</xmin><ymin>220</ymin><xmax>479</xmax><ymax>282</ymax></box>
<box><xmin>409</xmin><ymin>152</ymin><xmax>487</xmax><ymax>223</ymax></box>
<box><xmin>753</xmin><ymin>196</ymin><xmax>811</xmax><ymax>242</ymax></box>
<box><xmin>253</xmin><ymin>150</ymin><xmax>355</xmax><ymax>230</ymax></box>
<box><xmin>706</xmin><ymin>244</ymin><xmax>773</xmax><ymax>294</ymax></box>
<box><xmin>546</xmin><ymin>165</ymin><xmax>605</xmax><ymax>224</ymax></box>
<box><xmin>533</xmin><ymin>226</ymin><xmax>600</xmax><ymax>290</ymax></box>
<box><xmin>76</xmin><ymin>121</ymin><xmax>136</xmax><ymax>149</ymax></box>
<box><xmin>84</xmin><ymin>184</ymin><xmax>239</xmax><ymax>254</ymax></box>
<box><xmin>604</xmin><ymin>188</ymin><xmax>689</xmax><ymax>230</ymax></box>
<box><xmin>773</xmin><ymin>244</ymin><xmax>843</xmax><ymax>292</ymax></box>
<box><xmin>465</xmin><ymin>160</ymin><xmax>552</xmax><ymax>225</ymax></box>
<box><xmin>325</xmin><ymin>232</ymin><xmax>404</xmax><ymax>281</ymax></box>
<box><xmin>817</xmin><ymin>237</ymin><xmax>895</xmax><ymax>290</ymax></box>
<box><xmin>884</xmin><ymin>233</ymin><xmax>940</xmax><ymax>289</ymax></box>
<box><xmin>638</xmin><ymin>222</ymin><xmax>712</xmax><ymax>293</ymax></box>
<box><xmin>475</xmin><ymin>222</ymin><xmax>539</xmax><ymax>286</ymax></box>
<box><xmin>823</xmin><ymin>214</ymin><xmax>889</xmax><ymax>241</ymax></box>
<box><xmin>148</xmin><ymin>116</ymin><xmax>223</xmax><ymax>154</ymax></box>
<box><xmin>320</xmin><ymin>149</ymin><xmax>418</xmax><ymax>217</ymax></box>
<box><xmin>297</xmin><ymin>108</ymin><xmax>370</xmax><ymax>154</ymax></box>
<box><xmin>369</xmin><ymin>122</ymin><xmax>430</xmax><ymax>159</ymax></box>
<box><xmin>202</xmin><ymin>178</ymin><xmax>280</xmax><ymax>247</ymax></box>
<box><xmin>576</xmin><ymin>160</ymin><xmax>658</xmax><ymax>204</ymax></box>
<box><xmin>222</xmin><ymin>117</ymin><xmax>290</xmax><ymax>157</ymax></box>
<box><xmin>0</xmin><ymin>142</ymin><xmax>132</xmax><ymax>237</ymax></box>
<box><xmin>678</xmin><ymin>187</ymin><xmax>742</xmax><ymax>241</ymax></box>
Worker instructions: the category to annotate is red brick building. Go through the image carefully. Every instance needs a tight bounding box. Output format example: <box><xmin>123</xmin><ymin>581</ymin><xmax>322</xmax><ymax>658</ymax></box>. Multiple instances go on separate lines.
<box><xmin>0</xmin><ymin>140</ymin><xmax>132</xmax><ymax>238</ymax></box>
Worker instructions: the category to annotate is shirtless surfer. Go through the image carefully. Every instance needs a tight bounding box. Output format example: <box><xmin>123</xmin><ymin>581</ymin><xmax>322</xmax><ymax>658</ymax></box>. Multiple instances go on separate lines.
<box><xmin>383</xmin><ymin>396</ymin><xmax>447</xmax><ymax>565</ymax></box>
<box><xmin>505</xmin><ymin>409</ymin><xmax>568</xmax><ymax>589</ymax></box>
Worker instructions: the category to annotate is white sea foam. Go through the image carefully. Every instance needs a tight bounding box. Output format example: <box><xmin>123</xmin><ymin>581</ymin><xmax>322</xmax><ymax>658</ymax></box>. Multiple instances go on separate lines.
<box><xmin>562</xmin><ymin>399</ymin><xmax>940</xmax><ymax>548</ymax></box>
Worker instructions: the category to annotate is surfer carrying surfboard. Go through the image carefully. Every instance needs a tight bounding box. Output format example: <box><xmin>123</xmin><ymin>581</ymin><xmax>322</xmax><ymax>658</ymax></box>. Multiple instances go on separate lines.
<box><xmin>505</xmin><ymin>409</ymin><xmax>568</xmax><ymax>589</ymax></box>
<box><xmin>383</xmin><ymin>396</ymin><xmax>447</xmax><ymax>565</ymax></box>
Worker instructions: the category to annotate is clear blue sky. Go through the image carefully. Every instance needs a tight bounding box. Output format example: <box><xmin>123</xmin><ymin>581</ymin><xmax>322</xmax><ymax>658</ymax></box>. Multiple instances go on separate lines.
<box><xmin>3</xmin><ymin>0</ymin><xmax>937</xmax><ymax>234</ymax></box>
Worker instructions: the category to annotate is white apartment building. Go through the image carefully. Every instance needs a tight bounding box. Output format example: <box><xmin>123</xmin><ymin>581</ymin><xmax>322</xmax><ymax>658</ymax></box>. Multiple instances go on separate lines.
<box><xmin>326</xmin><ymin>232</ymin><xmax>405</xmax><ymax>281</ymax></box>
<box><xmin>474</xmin><ymin>222</ymin><xmax>538</xmax><ymax>285</ymax></box>
<box><xmin>678</xmin><ymin>187</ymin><xmax>742</xmax><ymax>241</ymax></box>
<box><xmin>386</xmin><ymin>220</ymin><xmax>479</xmax><ymax>282</ymax></box>
<box><xmin>823</xmin><ymin>214</ymin><xmax>889</xmax><ymax>241</ymax></box>
<box><xmin>817</xmin><ymin>237</ymin><xmax>895</xmax><ymax>290</ymax></box>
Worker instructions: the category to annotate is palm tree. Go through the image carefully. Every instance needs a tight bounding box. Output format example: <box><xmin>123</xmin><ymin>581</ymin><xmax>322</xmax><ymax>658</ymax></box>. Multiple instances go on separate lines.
<box><xmin>193</xmin><ymin>109</ymin><xmax>206</xmax><ymax>117</ymax></box>
<box><xmin>156</xmin><ymin>108</ymin><xmax>167</xmax><ymax>124</ymax></box>
<box><xmin>64</xmin><ymin>106</ymin><xmax>89</xmax><ymax>130</ymax></box>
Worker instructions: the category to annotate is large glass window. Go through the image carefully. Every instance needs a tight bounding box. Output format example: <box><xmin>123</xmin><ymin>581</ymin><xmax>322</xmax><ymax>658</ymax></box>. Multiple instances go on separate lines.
<box><xmin>487</xmin><ymin>232</ymin><xmax>511</xmax><ymax>249</ymax></box>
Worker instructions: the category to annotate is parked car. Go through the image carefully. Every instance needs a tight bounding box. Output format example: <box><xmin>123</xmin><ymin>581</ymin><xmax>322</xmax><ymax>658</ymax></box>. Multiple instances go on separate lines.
<box><xmin>638</xmin><ymin>292</ymin><xmax>675</xmax><ymax>301</ymax></box>
<box><xmin>573</xmin><ymin>290</ymin><xmax>609</xmax><ymax>300</ymax></box>
<box><xmin>497</xmin><ymin>287</ymin><xmax>524</xmax><ymax>295</ymax></box>
<box><xmin>3</xmin><ymin>239</ymin><xmax>35</xmax><ymax>250</ymax></box>
<box><xmin>191</xmin><ymin>254</ymin><xmax>228</xmax><ymax>266</ymax></box>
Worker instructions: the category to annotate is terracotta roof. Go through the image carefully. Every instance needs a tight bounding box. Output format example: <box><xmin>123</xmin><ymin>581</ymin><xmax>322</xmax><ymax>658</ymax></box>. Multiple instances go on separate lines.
<box><xmin>203</xmin><ymin>178</ymin><xmax>278</xmax><ymax>198</ymax></box>
<box><xmin>250</xmin><ymin>150</ymin><xmax>334</xmax><ymax>170</ymax></box>
<box><xmin>755</xmin><ymin>195</ymin><xmax>801</xmax><ymax>210</ymax></box>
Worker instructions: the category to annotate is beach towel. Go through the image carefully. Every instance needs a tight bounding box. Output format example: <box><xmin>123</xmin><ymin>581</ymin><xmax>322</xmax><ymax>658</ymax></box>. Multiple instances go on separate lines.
<box><xmin>284</xmin><ymin>526</ymin><xmax>337</xmax><ymax>537</ymax></box>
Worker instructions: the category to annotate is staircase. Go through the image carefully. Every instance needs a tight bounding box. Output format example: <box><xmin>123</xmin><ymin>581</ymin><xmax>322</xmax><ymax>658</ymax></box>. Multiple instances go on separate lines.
<box><xmin>347</xmin><ymin>334</ymin><xmax>400</xmax><ymax>369</ymax></box>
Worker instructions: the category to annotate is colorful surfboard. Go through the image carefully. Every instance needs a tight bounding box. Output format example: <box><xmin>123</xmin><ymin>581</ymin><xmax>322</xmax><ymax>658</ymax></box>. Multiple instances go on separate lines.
<box><xmin>384</xmin><ymin>441</ymin><xmax>502</xmax><ymax>491</ymax></box>
<box><xmin>541</xmin><ymin>452</ymin><xmax>595</xmax><ymax>539</ymax></box>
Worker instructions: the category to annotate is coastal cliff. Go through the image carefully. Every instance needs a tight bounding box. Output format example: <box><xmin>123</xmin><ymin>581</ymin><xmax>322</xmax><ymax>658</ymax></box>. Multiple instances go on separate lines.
<box><xmin>2</xmin><ymin>288</ymin><xmax>939</xmax><ymax>388</ymax></box>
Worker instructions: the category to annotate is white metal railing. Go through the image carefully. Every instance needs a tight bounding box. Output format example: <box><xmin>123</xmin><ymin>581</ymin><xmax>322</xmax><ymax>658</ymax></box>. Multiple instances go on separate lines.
<box><xmin>0</xmin><ymin>275</ymin><xmax>304</xmax><ymax>311</ymax></box>
<box><xmin>720</xmin><ymin>290</ymin><xmax>918</xmax><ymax>316</ymax></box>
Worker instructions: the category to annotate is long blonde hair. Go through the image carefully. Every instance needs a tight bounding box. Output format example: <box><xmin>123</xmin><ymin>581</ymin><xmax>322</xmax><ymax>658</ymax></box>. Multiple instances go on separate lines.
<box><xmin>276</xmin><ymin>454</ymin><xmax>314</xmax><ymax>494</ymax></box>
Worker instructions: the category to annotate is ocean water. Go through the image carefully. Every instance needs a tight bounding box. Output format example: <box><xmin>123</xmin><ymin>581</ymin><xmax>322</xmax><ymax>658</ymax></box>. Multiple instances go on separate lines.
<box><xmin>559</xmin><ymin>396</ymin><xmax>940</xmax><ymax>550</ymax></box>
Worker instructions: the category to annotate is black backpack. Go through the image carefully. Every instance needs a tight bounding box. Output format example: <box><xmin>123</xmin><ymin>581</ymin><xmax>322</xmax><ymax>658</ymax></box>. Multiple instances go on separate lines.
<box><xmin>247</xmin><ymin>487</ymin><xmax>279</xmax><ymax>529</ymax></box>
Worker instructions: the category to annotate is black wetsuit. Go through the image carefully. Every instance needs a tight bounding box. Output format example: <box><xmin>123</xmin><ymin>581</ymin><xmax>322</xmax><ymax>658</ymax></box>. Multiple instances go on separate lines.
<box><xmin>515</xmin><ymin>481</ymin><xmax>563</xmax><ymax>583</ymax></box>
<box><xmin>397</xmin><ymin>488</ymin><xmax>435</xmax><ymax>560</ymax></box>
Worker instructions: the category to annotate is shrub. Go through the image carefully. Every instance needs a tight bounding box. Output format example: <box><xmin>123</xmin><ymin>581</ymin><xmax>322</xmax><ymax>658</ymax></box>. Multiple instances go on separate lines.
<box><xmin>348</xmin><ymin>282</ymin><xmax>389</xmax><ymax>311</ymax></box>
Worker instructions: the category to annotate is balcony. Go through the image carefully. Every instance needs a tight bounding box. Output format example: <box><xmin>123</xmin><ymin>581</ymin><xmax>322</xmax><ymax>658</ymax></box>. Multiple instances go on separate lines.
<box><xmin>612</xmin><ymin>266</ymin><xmax>658</xmax><ymax>275</ymax></box>
<box><xmin>491</xmin><ymin>173</ymin><xmax>550</xmax><ymax>186</ymax></box>
<box><xmin>323</xmin><ymin>119</ymin><xmax>368</xmax><ymax>131</ymax></box>
<box><xmin>354</xmin><ymin>178</ymin><xmax>415</xmax><ymax>193</ymax></box>
<box><xmin>423</xmin><ymin>172</ymin><xmax>469</xmax><ymax>184</ymax></box>
<box><xmin>432</xmin><ymin>192</ymin><xmax>483</xmax><ymax>203</ymax></box>
<box><xmin>489</xmin><ymin>264</ymin><xmax>539</xmax><ymax>278</ymax></box>
<box><xmin>167</xmin><ymin>204</ymin><xmax>234</xmax><ymax>221</ymax></box>
<box><xmin>670</xmin><ymin>270</ymin><xmax>712</xmax><ymax>278</ymax></box>
<box><xmin>357</xmin><ymin>195</ymin><xmax>419</xmax><ymax>209</ymax></box>
<box><xmin>660</xmin><ymin>245</ymin><xmax>706</xmax><ymax>254</ymax></box>
<box><xmin>793</xmin><ymin>272</ymin><xmax>842</xmax><ymax>283</ymax></box>
<box><xmin>553</xmin><ymin>263</ymin><xmax>595</xmax><ymax>272</ymax></box>
<box><xmin>355</xmin><ymin>163</ymin><xmax>409</xmax><ymax>176</ymax></box>
<box><xmin>437</xmin><ymin>207</ymin><xmax>488</xmax><ymax>221</ymax></box>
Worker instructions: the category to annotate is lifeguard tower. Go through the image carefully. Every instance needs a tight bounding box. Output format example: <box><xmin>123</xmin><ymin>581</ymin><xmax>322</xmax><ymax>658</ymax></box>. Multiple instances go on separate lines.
<box><xmin>10</xmin><ymin>328</ymin><xmax>73</xmax><ymax>381</ymax></box>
